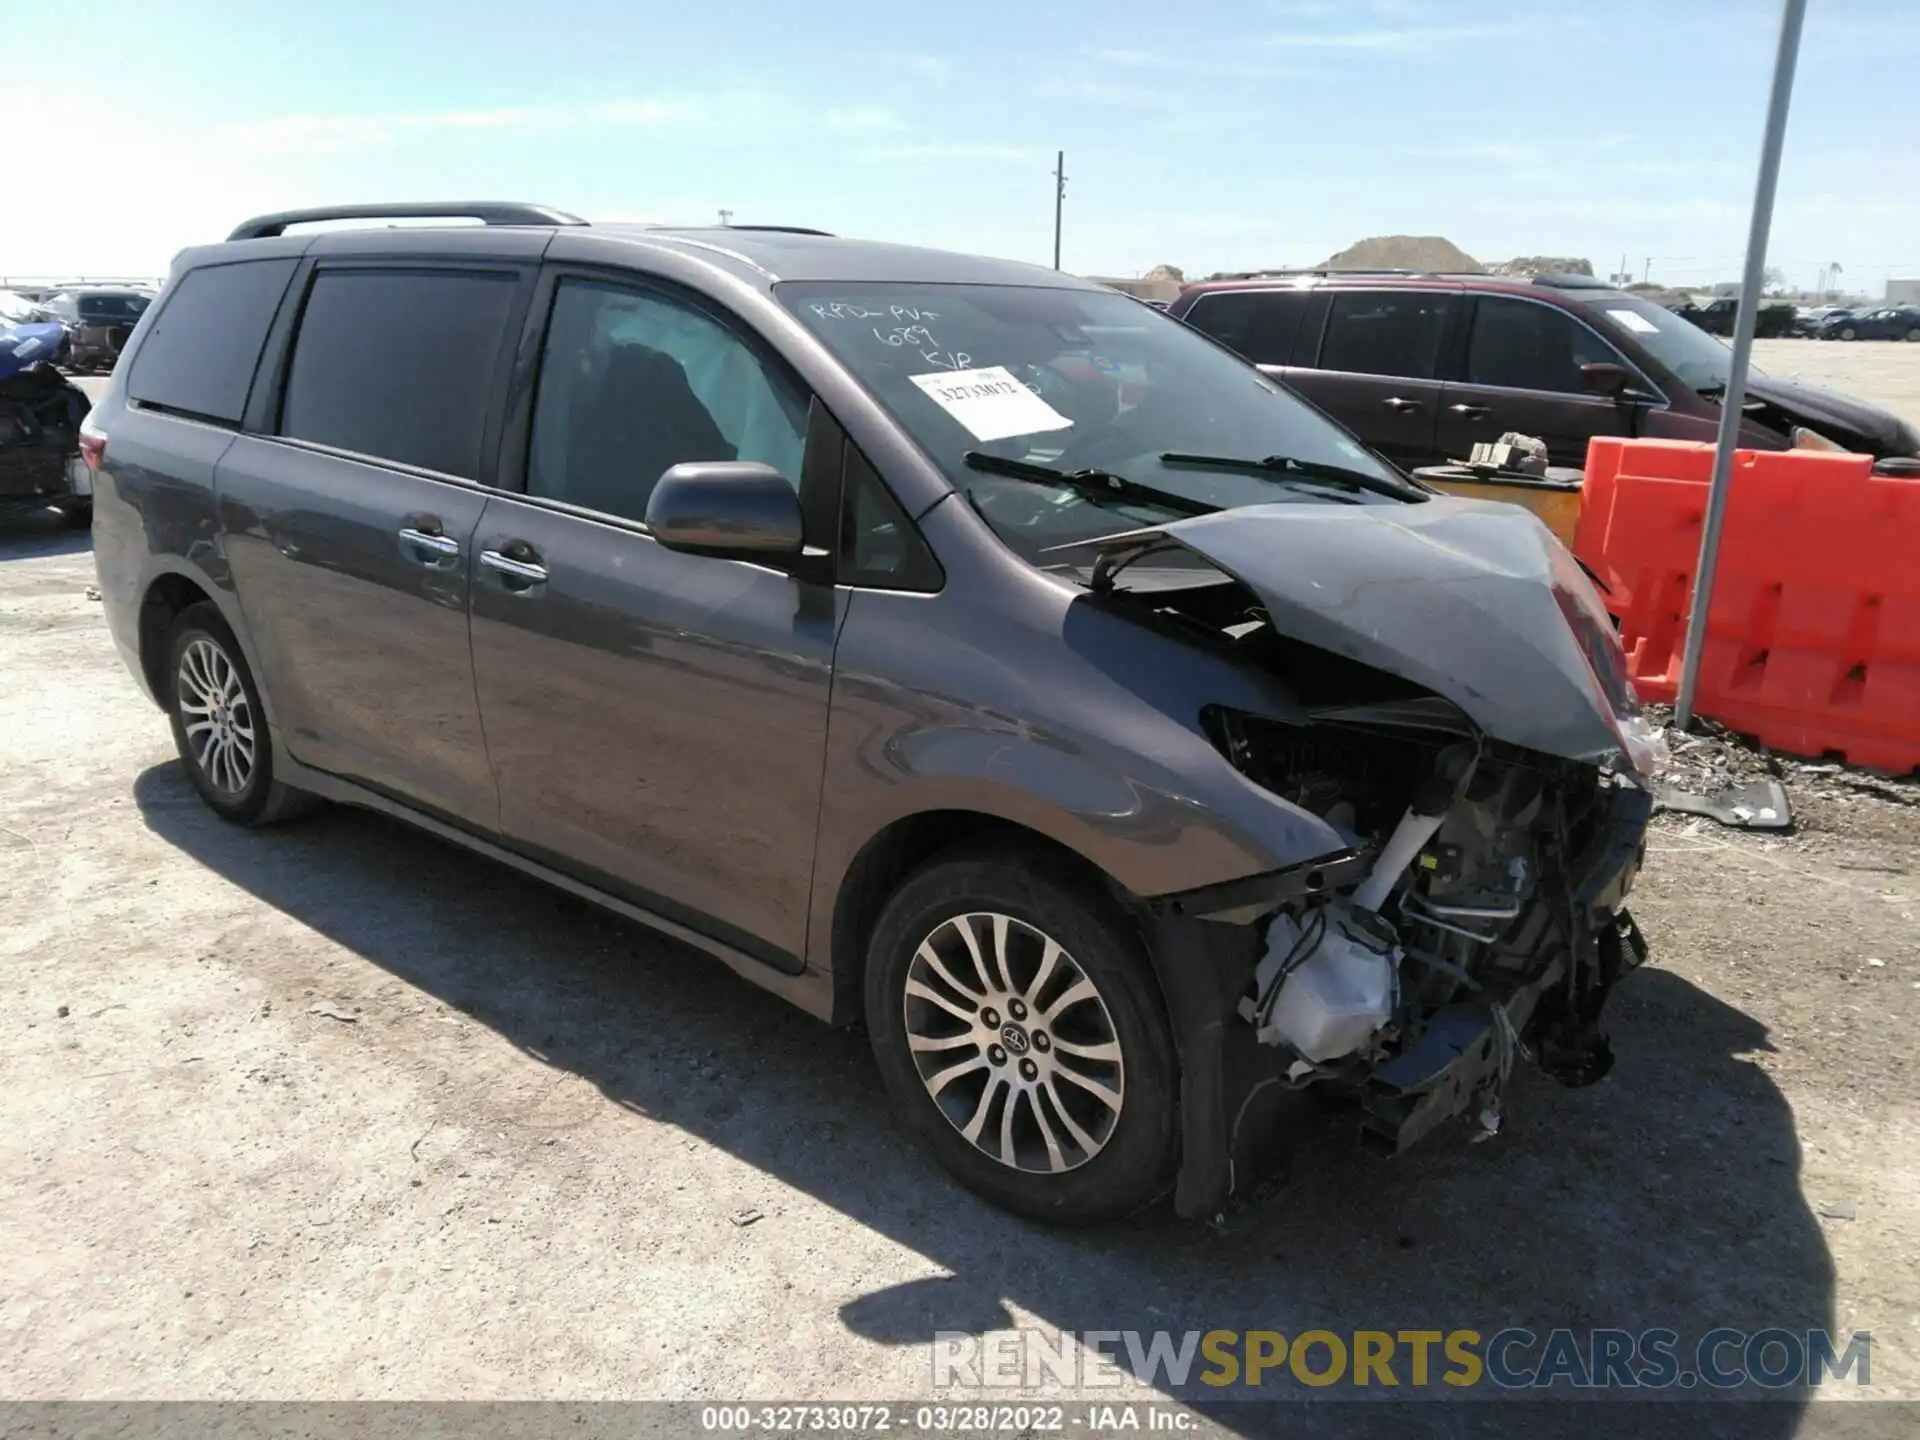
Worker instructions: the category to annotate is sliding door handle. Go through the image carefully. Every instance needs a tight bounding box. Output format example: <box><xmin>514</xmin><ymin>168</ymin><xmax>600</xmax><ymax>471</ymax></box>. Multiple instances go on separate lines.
<box><xmin>480</xmin><ymin>549</ymin><xmax>549</xmax><ymax>591</ymax></box>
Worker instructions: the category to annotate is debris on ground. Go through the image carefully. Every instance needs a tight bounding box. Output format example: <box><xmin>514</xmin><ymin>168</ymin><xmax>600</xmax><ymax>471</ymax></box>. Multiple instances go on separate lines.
<box><xmin>729</xmin><ymin>1207</ymin><xmax>765</xmax><ymax>1228</ymax></box>
<box><xmin>1817</xmin><ymin>1199</ymin><xmax>1858</xmax><ymax>1221</ymax></box>
<box><xmin>83</xmin><ymin>584</ymin><xmax>100</xmax><ymax>601</ymax></box>
<box><xmin>55</xmin><ymin>1004</ymin><xmax>69</xmax><ymax>1019</ymax></box>
<box><xmin>1655</xmin><ymin>777</ymin><xmax>1792</xmax><ymax>831</ymax></box>
<box><xmin>307</xmin><ymin>1002</ymin><xmax>359</xmax><ymax>1023</ymax></box>
<box><xmin>1643</xmin><ymin>705</ymin><xmax>1920</xmax><ymax>832</ymax></box>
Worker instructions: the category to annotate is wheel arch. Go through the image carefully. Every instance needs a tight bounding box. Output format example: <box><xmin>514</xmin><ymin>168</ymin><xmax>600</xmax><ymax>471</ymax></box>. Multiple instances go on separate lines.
<box><xmin>825</xmin><ymin>808</ymin><xmax>1139</xmax><ymax>1026</ymax></box>
<box><xmin>137</xmin><ymin>570</ymin><xmax>219</xmax><ymax>705</ymax></box>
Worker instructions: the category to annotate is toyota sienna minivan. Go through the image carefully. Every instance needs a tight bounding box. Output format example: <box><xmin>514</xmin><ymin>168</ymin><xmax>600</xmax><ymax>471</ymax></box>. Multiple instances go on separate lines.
<box><xmin>86</xmin><ymin>203</ymin><xmax>1655</xmax><ymax>1224</ymax></box>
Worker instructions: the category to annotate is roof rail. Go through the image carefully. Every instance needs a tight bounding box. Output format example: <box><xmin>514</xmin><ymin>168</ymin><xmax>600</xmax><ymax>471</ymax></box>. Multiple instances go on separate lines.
<box><xmin>1525</xmin><ymin>272</ymin><xmax>1618</xmax><ymax>290</ymax></box>
<box><xmin>721</xmin><ymin>224</ymin><xmax>834</xmax><ymax>237</ymax></box>
<box><xmin>1203</xmin><ymin>267</ymin><xmax>1448</xmax><ymax>282</ymax></box>
<box><xmin>227</xmin><ymin>202</ymin><xmax>587</xmax><ymax>241</ymax></box>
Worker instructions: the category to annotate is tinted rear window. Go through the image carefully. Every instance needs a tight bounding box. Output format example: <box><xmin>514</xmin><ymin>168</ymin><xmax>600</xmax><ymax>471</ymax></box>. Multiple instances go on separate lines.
<box><xmin>1316</xmin><ymin>291</ymin><xmax>1449</xmax><ymax>379</ymax></box>
<box><xmin>78</xmin><ymin>294</ymin><xmax>151</xmax><ymax>322</ymax></box>
<box><xmin>126</xmin><ymin>261</ymin><xmax>296</xmax><ymax>425</ymax></box>
<box><xmin>1180</xmin><ymin>290</ymin><xmax>1310</xmax><ymax>366</ymax></box>
<box><xmin>280</xmin><ymin>269</ymin><xmax>517</xmax><ymax>479</ymax></box>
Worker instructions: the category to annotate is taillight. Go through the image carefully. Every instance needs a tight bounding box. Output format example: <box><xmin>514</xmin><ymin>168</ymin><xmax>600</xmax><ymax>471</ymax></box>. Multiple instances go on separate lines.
<box><xmin>79</xmin><ymin>427</ymin><xmax>107</xmax><ymax>472</ymax></box>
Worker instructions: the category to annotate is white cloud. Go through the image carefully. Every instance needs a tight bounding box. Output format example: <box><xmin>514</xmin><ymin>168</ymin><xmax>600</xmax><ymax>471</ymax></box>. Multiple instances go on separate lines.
<box><xmin>1084</xmin><ymin>46</ymin><xmax>1294</xmax><ymax>80</ymax></box>
<box><xmin>228</xmin><ymin>97</ymin><xmax>694</xmax><ymax>155</ymax></box>
<box><xmin>1261</xmin><ymin>22</ymin><xmax>1520</xmax><ymax>49</ymax></box>
<box><xmin>857</xmin><ymin>142</ymin><xmax>1041</xmax><ymax>165</ymax></box>
<box><xmin>821</xmin><ymin>105</ymin><xmax>908</xmax><ymax>134</ymax></box>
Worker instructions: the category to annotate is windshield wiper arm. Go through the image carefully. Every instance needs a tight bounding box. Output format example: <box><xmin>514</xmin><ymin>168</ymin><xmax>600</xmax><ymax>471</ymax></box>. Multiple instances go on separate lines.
<box><xmin>1158</xmin><ymin>451</ymin><xmax>1426</xmax><ymax>501</ymax></box>
<box><xmin>962</xmin><ymin>451</ymin><xmax>1217</xmax><ymax>517</ymax></box>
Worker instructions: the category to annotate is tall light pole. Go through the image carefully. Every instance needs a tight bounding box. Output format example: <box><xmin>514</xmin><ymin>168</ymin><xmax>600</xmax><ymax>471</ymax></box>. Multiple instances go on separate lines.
<box><xmin>1052</xmin><ymin>151</ymin><xmax>1066</xmax><ymax>270</ymax></box>
<box><xmin>1674</xmin><ymin>0</ymin><xmax>1809</xmax><ymax>729</ymax></box>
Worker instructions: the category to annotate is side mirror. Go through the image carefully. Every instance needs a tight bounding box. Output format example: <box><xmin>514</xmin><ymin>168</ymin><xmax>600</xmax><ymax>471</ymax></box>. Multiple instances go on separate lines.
<box><xmin>1580</xmin><ymin>362</ymin><xmax>1632</xmax><ymax>398</ymax></box>
<box><xmin>645</xmin><ymin>461</ymin><xmax>805</xmax><ymax>562</ymax></box>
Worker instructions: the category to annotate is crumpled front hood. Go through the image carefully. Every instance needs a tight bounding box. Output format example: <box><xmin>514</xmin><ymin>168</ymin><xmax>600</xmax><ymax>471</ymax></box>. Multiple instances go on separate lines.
<box><xmin>1743</xmin><ymin>374</ymin><xmax>1920</xmax><ymax>456</ymax></box>
<box><xmin>1092</xmin><ymin>497</ymin><xmax>1634</xmax><ymax>763</ymax></box>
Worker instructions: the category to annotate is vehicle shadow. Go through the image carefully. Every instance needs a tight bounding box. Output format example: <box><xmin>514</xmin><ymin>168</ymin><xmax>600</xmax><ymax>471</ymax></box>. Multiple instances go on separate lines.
<box><xmin>134</xmin><ymin>761</ymin><xmax>1831</xmax><ymax>1436</ymax></box>
<box><xmin>0</xmin><ymin>507</ymin><xmax>91</xmax><ymax>559</ymax></box>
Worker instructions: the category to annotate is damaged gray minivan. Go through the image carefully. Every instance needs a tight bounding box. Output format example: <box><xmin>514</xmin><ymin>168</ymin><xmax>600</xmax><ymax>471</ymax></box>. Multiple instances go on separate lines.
<box><xmin>88</xmin><ymin>204</ymin><xmax>1659</xmax><ymax>1224</ymax></box>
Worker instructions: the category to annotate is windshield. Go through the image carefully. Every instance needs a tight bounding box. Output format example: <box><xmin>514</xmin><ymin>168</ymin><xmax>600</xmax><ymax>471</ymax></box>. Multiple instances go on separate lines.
<box><xmin>778</xmin><ymin>281</ymin><xmax>1406</xmax><ymax>562</ymax></box>
<box><xmin>1576</xmin><ymin>294</ymin><xmax>1760</xmax><ymax>392</ymax></box>
<box><xmin>77</xmin><ymin>293</ymin><xmax>150</xmax><ymax>322</ymax></box>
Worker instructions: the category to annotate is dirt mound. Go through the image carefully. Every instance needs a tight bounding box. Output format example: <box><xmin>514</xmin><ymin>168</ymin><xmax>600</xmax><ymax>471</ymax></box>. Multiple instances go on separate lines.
<box><xmin>1488</xmin><ymin>255</ymin><xmax>1594</xmax><ymax>277</ymax></box>
<box><xmin>1320</xmin><ymin>235</ymin><xmax>1482</xmax><ymax>273</ymax></box>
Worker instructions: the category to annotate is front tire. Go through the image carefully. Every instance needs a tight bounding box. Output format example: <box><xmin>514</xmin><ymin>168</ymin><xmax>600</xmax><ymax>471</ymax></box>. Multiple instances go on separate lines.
<box><xmin>164</xmin><ymin>603</ymin><xmax>314</xmax><ymax>825</ymax></box>
<box><xmin>864</xmin><ymin>846</ymin><xmax>1177</xmax><ymax>1225</ymax></box>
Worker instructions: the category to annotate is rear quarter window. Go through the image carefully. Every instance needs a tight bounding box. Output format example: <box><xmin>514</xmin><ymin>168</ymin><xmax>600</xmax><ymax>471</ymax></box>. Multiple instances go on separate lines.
<box><xmin>1180</xmin><ymin>290</ymin><xmax>1310</xmax><ymax>366</ymax></box>
<box><xmin>279</xmin><ymin>268</ymin><xmax>518</xmax><ymax>479</ymax></box>
<box><xmin>126</xmin><ymin>260</ymin><xmax>298</xmax><ymax>425</ymax></box>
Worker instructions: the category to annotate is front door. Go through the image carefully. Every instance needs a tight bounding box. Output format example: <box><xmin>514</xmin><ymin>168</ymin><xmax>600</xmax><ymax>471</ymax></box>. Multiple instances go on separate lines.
<box><xmin>218</xmin><ymin>263</ymin><xmax>529</xmax><ymax>828</ymax></box>
<box><xmin>1435</xmin><ymin>295</ymin><xmax>1639</xmax><ymax>470</ymax></box>
<box><xmin>469</xmin><ymin>274</ymin><xmax>840</xmax><ymax>968</ymax></box>
<box><xmin>1282</xmin><ymin>288</ymin><xmax>1453</xmax><ymax>469</ymax></box>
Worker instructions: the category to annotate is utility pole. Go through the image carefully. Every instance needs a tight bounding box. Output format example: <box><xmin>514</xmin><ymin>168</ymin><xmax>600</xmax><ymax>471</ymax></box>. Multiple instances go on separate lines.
<box><xmin>1619</xmin><ymin>253</ymin><xmax>1628</xmax><ymax>285</ymax></box>
<box><xmin>1052</xmin><ymin>151</ymin><xmax>1066</xmax><ymax>270</ymax></box>
<box><xmin>1674</xmin><ymin>0</ymin><xmax>1807</xmax><ymax>730</ymax></box>
<box><xmin>1644</xmin><ymin>256</ymin><xmax>1653</xmax><ymax>285</ymax></box>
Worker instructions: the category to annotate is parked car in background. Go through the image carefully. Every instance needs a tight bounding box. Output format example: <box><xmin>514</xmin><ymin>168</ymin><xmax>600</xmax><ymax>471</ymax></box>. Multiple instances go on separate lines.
<box><xmin>1670</xmin><ymin>296</ymin><xmax>1796</xmax><ymax>338</ymax></box>
<box><xmin>83</xmin><ymin>202</ymin><xmax>1657</xmax><ymax>1226</ymax></box>
<box><xmin>1817</xmin><ymin>306</ymin><xmax>1920</xmax><ymax>342</ymax></box>
<box><xmin>1</xmin><ymin>302</ymin><xmax>93</xmax><ymax>526</ymax></box>
<box><xmin>1170</xmin><ymin>271</ymin><xmax>1920</xmax><ymax>470</ymax></box>
<box><xmin>38</xmin><ymin>286</ymin><xmax>155</xmax><ymax>372</ymax></box>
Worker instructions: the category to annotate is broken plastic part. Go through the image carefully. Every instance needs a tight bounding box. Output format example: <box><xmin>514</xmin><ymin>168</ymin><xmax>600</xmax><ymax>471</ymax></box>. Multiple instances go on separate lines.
<box><xmin>1352</xmin><ymin>805</ymin><xmax>1448</xmax><ymax>912</ymax></box>
<box><xmin>1615</xmin><ymin>712</ymin><xmax>1670</xmax><ymax>778</ymax></box>
<box><xmin>1243</xmin><ymin>903</ymin><xmax>1399</xmax><ymax>1062</ymax></box>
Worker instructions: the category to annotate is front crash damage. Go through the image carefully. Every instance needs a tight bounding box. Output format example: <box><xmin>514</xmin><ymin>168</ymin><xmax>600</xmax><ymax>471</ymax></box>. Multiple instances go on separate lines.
<box><xmin>1082</xmin><ymin>499</ymin><xmax>1660</xmax><ymax>1218</ymax></box>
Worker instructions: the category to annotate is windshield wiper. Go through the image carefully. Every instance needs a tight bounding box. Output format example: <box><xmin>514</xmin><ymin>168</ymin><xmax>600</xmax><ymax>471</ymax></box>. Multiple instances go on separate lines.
<box><xmin>1158</xmin><ymin>451</ymin><xmax>1426</xmax><ymax>501</ymax></box>
<box><xmin>962</xmin><ymin>451</ymin><xmax>1217</xmax><ymax>517</ymax></box>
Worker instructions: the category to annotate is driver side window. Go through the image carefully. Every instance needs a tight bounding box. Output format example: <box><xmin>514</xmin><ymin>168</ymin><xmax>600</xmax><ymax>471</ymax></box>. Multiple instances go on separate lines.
<box><xmin>527</xmin><ymin>280</ymin><xmax>809</xmax><ymax>524</ymax></box>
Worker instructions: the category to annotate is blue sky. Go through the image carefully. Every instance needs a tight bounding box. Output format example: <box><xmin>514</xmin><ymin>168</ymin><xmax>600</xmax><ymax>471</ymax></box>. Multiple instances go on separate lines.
<box><xmin>6</xmin><ymin>0</ymin><xmax>1918</xmax><ymax>292</ymax></box>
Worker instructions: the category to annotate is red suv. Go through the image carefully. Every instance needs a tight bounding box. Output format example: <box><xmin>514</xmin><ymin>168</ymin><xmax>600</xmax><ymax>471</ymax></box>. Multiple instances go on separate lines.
<box><xmin>1169</xmin><ymin>270</ymin><xmax>1920</xmax><ymax>471</ymax></box>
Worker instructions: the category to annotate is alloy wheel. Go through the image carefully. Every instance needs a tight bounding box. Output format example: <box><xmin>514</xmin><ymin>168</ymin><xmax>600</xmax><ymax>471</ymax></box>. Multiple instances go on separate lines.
<box><xmin>902</xmin><ymin>911</ymin><xmax>1125</xmax><ymax>1174</ymax></box>
<box><xmin>176</xmin><ymin>637</ymin><xmax>256</xmax><ymax>795</ymax></box>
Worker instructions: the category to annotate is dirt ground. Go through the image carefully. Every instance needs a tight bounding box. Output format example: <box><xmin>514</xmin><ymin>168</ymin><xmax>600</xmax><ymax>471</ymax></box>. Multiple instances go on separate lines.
<box><xmin>1</xmin><ymin>352</ymin><xmax>1917</xmax><ymax>1431</ymax></box>
<box><xmin>1752</xmin><ymin>338</ymin><xmax>1920</xmax><ymax>426</ymax></box>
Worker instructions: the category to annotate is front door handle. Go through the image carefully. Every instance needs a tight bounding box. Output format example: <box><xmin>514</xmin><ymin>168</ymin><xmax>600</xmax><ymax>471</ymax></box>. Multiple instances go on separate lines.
<box><xmin>1383</xmin><ymin>396</ymin><xmax>1423</xmax><ymax>413</ymax></box>
<box><xmin>480</xmin><ymin>548</ymin><xmax>549</xmax><ymax>592</ymax></box>
<box><xmin>398</xmin><ymin>526</ymin><xmax>461</xmax><ymax>567</ymax></box>
<box><xmin>1449</xmin><ymin>403</ymin><xmax>1492</xmax><ymax>419</ymax></box>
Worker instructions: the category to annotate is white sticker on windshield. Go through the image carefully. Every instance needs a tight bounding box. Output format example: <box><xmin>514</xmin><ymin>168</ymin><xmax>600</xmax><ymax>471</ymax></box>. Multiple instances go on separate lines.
<box><xmin>1607</xmin><ymin>308</ymin><xmax>1660</xmax><ymax>334</ymax></box>
<box><xmin>908</xmin><ymin>366</ymin><xmax>1073</xmax><ymax>443</ymax></box>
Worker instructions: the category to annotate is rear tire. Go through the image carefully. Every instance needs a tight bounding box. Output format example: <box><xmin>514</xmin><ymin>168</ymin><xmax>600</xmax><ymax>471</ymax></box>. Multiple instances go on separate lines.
<box><xmin>164</xmin><ymin>603</ymin><xmax>316</xmax><ymax>826</ymax></box>
<box><xmin>1840</xmin><ymin>326</ymin><xmax>1857</xmax><ymax>341</ymax></box>
<box><xmin>53</xmin><ymin>498</ymin><xmax>91</xmax><ymax>529</ymax></box>
<box><xmin>864</xmin><ymin>846</ymin><xmax>1178</xmax><ymax>1225</ymax></box>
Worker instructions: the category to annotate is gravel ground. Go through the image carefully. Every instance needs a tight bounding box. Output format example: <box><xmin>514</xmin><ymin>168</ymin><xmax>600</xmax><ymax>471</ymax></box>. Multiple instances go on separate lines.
<box><xmin>1751</xmin><ymin>338</ymin><xmax>1920</xmax><ymax>427</ymax></box>
<box><xmin>2</xmin><ymin>354</ymin><xmax>1917</xmax><ymax>1431</ymax></box>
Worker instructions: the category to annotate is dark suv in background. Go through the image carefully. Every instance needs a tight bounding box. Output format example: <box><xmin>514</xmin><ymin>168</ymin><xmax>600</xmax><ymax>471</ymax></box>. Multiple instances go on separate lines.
<box><xmin>1170</xmin><ymin>271</ymin><xmax>1920</xmax><ymax>470</ymax></box>
<box><xmin>38</xmin><ymin>286</ymin><xmax>155</xmax><ymax>372</ymax></box>
<box><xmin>85</xmin><ymin>203</ymin><xmax>1656</xmax><ymax>1226</ymax></box>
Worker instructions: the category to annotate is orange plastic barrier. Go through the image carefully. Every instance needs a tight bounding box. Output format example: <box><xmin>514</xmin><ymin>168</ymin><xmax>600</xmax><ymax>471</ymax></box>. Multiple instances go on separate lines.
<box><xmin>1575</xmin><ymin>436</ymin><xmax>1920</xmax><ymax>773</ymax></box>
